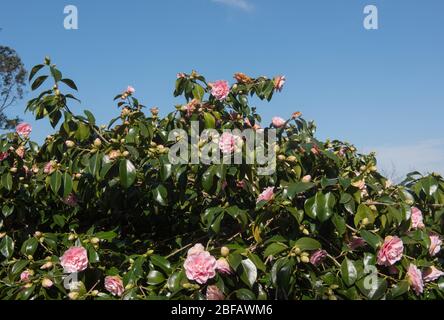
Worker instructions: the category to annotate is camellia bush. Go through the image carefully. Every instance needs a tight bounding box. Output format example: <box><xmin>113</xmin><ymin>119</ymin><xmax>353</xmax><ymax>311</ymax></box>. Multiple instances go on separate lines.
<box><xmin>0</xmin><ymin>57</ymin><xmax>443</xmax><ymax>300</ymax></box>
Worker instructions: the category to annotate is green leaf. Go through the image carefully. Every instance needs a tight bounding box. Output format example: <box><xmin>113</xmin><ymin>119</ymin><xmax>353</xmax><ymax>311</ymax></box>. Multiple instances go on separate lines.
<box><xmin>2</xmin><ymin>205</ymin><xmax>14</xmax><ymax>218</ymax></box>
<box><xmin>285</xmin><ymin>182</ymin><xmax>315</xmax><ymax>200</ymax></box>
<box><xmin>94</xmin><ymin>231</ymin><xmax>118</xmax><ymax>241</ymax></box>
<box><xmin>203</xmin><ymin>112</ymin><xmax>216</xmax><ymax>129</ymax></box>
<box><xmin>61</xmin><ymin>78</ymin><xmax>78</xmax><ymax>91</ymax></box>
<box><xmin>31</xmin><ymin>75</ymin><xmax>48</xmax><ymax>90</ymax></box>
<box><xmin>50</xmin><ymin>171</ymin><xmax>62</xmax><ymax>194</ymax></box>
<box><xmin>0</xmin><ymin>235</ymin><xmax>14</xmax><ymax>259</ymax></box>
<box><xmin>240</xmin><ymin>259</ymin><xmax>257</xmax><ymax>288</ymax></box>
<box><xmin>354</xmin><ymin>204</ymin><xmax>376</xmax><ymax>228</ymax></box>
<box><xmin>341</xmin><ymin>258</ymin><xmax>358</xmax><ymax>286</ymax></box>
<box><xmin>147</xmin><ymin>270</ymin><xmax>166</xmax><ymax>286</ymax></box>
<box><xmin>1</xmin><ymin>173</ymin><xmax>13</xmax><ymax>191</ymax></box>
<box><xmin>75</xmin><ymin>123</ymin><xmax>90</xmax><ymax>141</ymax></box>
<box><xmin>389</xmin><ymin>280</ymin><xmax>409</xmax><ymax>298</ymax></box>
<box><xmin>29</xmin><ymin>64</ymin><xmax>44</xmax><ymax>82</ymax></box>
<box><xmin>192</xmin><ymin>84</ymin><xmax>205</xmax><ymax>100</ymax></box>
<box><xmin>150</xmin><ymin>255</ymin><xmax>172</xmax><ymax>275</ymax></box>
<box><xmin>202</xmin><ymin>166</ymin><xmax>216</xmax><ymax>192</ymax></box>
<box><xmin>294</xmin><ymin>237</ymin><xmax>322</xmax><ymax>251</ymax></box>
<box><xmin>21</xmin><ymin>238</ymin><xmax>38</xmax><ymax>256</ymax></box>
<box><xmin>83</xmin><ymin>110</ymin><xmax>95</xmax><ymax>124</ymax></box>
<box><xmin>87</xmin><ymin>153</ymin><xmax>101</xmax><ymax>177</ymax></box>
<box><xmin>63</xmin><ymin>172</ymin><xmax>73</xmax><ymax>197</ymax></box>
<box><xmin>11</xmin><ymin>260</ymin><xmax>29</xmax><ymax>276</ymax></box>
<box><xmin>304</xmin><ymin>192</ymin><xmax>336</xmax><ymax>222</ymax></box>
<box><xmin>153</xmin><ymin>184</ymin><xmax>168</xmax><ymax>206</ymax></box>
<box><xmin>50</xmin><ymin>66</ymin><xmax>62</xmax><ymax>82</ymax></box>
<box><xmin>356</xmin><ymin>277</ymin><xmax>387</xmax><ymax>300</ymax></box>
<box><xmin>235</xmin><ymin>288</ymin><xmax>256</xmax><ymax>300</ymax></box>
<box><xmin>264</xmin><ymin>242</ymin><xmax>288</xmax><ymax>258</ymax></box>
<box><xmin>332</xmin><ymin>214</ymin><xmax>346</xmax><ymax>236</ymax></box>
<box><xmin>119</xmin><ymin>159</ymin><xmax>136</xmax><ymax>189</ymax></box>
<box><xmin>359</xmin><ymin>230</ymin><xmax>382</xmax><ymax>250</ymax></box>
<box><xmin>160</xmin><ymin>162</ymin><xmax>172</xmax><ymax>182</ymax></box>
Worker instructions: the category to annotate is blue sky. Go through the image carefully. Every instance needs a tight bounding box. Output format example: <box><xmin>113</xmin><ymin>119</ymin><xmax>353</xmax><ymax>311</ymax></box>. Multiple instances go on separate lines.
<box><xmin>1</xmin><ymin>0</ymin><xmax>443</xmax><ymax>179</ymax></box>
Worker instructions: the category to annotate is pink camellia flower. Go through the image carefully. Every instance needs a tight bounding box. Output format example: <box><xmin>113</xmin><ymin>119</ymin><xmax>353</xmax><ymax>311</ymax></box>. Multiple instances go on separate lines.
<box><xmin>423</xmin><ymin>266</ymin><xmax>444</xmax><ymax>283</ymax></box>
<box><xmin>43</xmin><ymin>161</ymin><xmax>55</xmax><ymax>175</ymax></box>
<box><xmin>187</xmin><ymin>243</ymin><xmax>205</xmax><ymax>257</ymax></box>
<box><xmin>407</xmin><ymin>264</ymin><xmax>424</xmax><ymax>295</ymax></box>
<box><xmin>126</xmin><ymin>86</ymin><xmax>135</xmax><ymax>95</ymax></box>
<box><xmin>184</xmin><ymin>251</ymin><xmax>217</xmax><ymax>285</ymax></box>
<box><xmin>63</xmin><ymin>194</ymin><xmax>78</xmax><ymax>207</ymax></box>
<box><xmin>349</xmin><ymin>237</ymin><xmax>366</xmax><ymax>250</ymax></box>
<box><xmin>60</xmin><ymin>246</ymin><xmax>89</xmax><ymax>273</ymax></box>
<box><xmin>257</xmin><ymin>187</ymin><xmax>274</xmax><ymax>203</ymax></box>
<box><xmin>210</xmin><ymin>80</ymin><xmax>230</xmax><ymax>101</ymax></box>
<box><xmin>16</xmin><ymin>123</ymin><xmax>32</xmax><ymax>138</ymax></box>
<box><xmin>206</xmin><ymin>285</ymin><xmax>224</xmax><ymax>300</ymax></box>
<box><xmin>411</xmin><ymin>207</ymin><xmax>425</xmax><ymax>229</ymax></box>
<box><xmin>273</xmin><ymin>75</ymin><xmax>286</xmax><ymax>92</ymax></box>
<box><xmin>20</xmin><ymin>270</ymin><xmax>31</xmax><ymax>282</ymax></box>
<box><xmin>219</xmin><ymin>132</ymin><xmax>239</xmax><ymax>154</ymax></box>
<box><xmin>429</xmin><ymin>233</ymin><xmax>442</xmax><ymax>257</ymax></box>
<box><xmin>376</xmin><ymin>236</ymin><xmax>404</xmax><ymax>266</ymax></box>
<box><xmin>310</xmin><ymin>249</ymin><xmax>327</xmax><ymax>266</ymax></box>
<box><xmin>272</xmin><ymin>117</ymin><xmax>286</xmax><ymax>128</ymax></box>
<box><xmin>105</xmin><ymin>275</ymin><xmax>124</xmax><ymax>297</ymax></box>
<box><xmin>216</xmin><ymin>258</ymin><xmax>232</xmax><ymax>275</ymax></box>
<box><xmin>15</xmin><ymin>146</ymin><xmax>25</xmax><ymax>159</ymax></box>
<box><xmin>0</xmin><ymin>152</ymin><xmax>9</xmax><ymax>161</ymax></box>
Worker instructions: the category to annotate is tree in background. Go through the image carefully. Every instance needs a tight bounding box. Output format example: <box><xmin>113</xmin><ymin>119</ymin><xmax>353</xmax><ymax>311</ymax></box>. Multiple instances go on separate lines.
<box><xmin>0</xmin><ymin>45</ymin><xmax>27</xmax><ymax>129</ymax></box>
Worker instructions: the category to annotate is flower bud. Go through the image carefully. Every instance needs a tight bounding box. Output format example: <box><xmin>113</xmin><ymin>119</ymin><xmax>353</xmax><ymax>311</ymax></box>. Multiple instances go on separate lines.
<box><xmin>277</xmin><ymin>155</ymin><xmax>286</xmax><ymax>161</ymax></box>
<box><xmin>93</xmin><ymin>138</ymin><xmax>102</xmax><ymax>148</ymax></box>
<box><xmin>68</xmin><ymin>292</ymin><xmax>80</xmax><ymax>300</ymax></box>
<box><xmin>303</xmin><ymin>228</ymin><xmax>310</xmax><ymax>236</ymax></box>
<box><xmin>34</xmin><ymin>231</ymin><xmax>43</xmax><ymax>238</ymax></box>
<box><xmin>302</xmin><ymin>175</ymin><xmax>312</xmax><ymax>183</ymax></box>
<box><xmin>220</xmin><ymin>246</ymin><xmax>230</xmax><ymax>257</ymax></box>
<box><xmin>44</xmin><ymin>56</ymin><xmax>51</xmax><ymax>65</ymax></box>
<box><xmin>122</xmin><ymin>151</ymin><xmax>130</xmax><ymax>157</ymax></box>
<box><xmin>90</xmin><ymin>237</ymin><xmax>100</xmax><ymax>245</ymax></box>
<box><xmin>40</xmin><ymin>262</ymin><xmax>53</xmax><ymax>270</ymax></box>
<box><xmin>10</xmin><ymin>167</ymin><xmax>17</xmax><ymax>173</ymax></box>
<box><xmin>91</xmin><ymin>290</ymin><xmax>99</xmax><ymax>297</ymax></box>
<box><xmin>300</xmin><ymin>256</ymin><xmax>310</xmax><ymax>263</ymax></box>
<box><xmin>42</xmin><ymin>278</ymin><xmax>54</xmax><ymax>288</ymax></box>
<box><xmin>286</xmin><ymin>155</ymin><xmax>297</xmax><ymax>162</ymax></box>
<box><xmin>65</xmin><ymin>140</ymin><xmax>75</xmax><ymax>148</ymax></box>
<box><xmin>362</xmin><ymin>218</ymin><xmax>370</xmax><ymax>226</ymax></box>
<box><xmin>68</xmin><ymin>234</ymin><xmax>76</xmax><ymax>241</ymax></box>
<box><xmin>293</xmin><ymin>247</ymin><xmax>301</xmax><ymax>255</ymax></box>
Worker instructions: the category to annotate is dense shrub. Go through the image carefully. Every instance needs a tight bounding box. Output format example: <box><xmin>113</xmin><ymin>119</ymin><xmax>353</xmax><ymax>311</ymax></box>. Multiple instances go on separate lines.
<box><xmin>0</xmin><ymin>58</ymin><xmax>443</xmax><ymax>300</ymax></box>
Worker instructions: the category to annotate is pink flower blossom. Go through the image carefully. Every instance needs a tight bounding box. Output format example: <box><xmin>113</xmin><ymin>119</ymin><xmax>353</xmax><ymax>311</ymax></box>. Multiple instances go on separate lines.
<box><xmin>422</xmin><ymin>266</ymin><xmax>444</xmax><ymax>283</ymax></box>
<box><xmin>20</xmin><ymin>270</ymin><xmax>31</xmax><ymax>282</ymax></box>
<box><xmin>0</xmin><ymin>152</ymin><xmax>8</xmax><ymax>161</ymax></box>
<box><xmin>219</xmin><ymin>132</ymin><xmax>239</xmax><ymax>154</ymax></box>
<box><xmin>349</xmin><ymin>237</ymin><xmax>366</xmax><ymax>250</ymax></box>
<box><xmin>216</xmin><ymin>258</ymin><xmax>232</xmax><ymax>275</ymax></box>
<box><xmin>184</xmin><ymin>251</ymin><xmax>217</xmax><ymax>285</ymax></box>
<box><xmin>210</xmin><ymin>80</ymin><xmax>230</xmax><ymax>101</ymax></box>
<box><xmin>42</xmin><ymin>278</ymin><xmax>54</xmax><ymax>288</ymax></box>
<box><xmin>16</xmin><ymin>123</ymin><xmax>32</xmax><ymax>138</ymax></box>
<box><xmin>429</xmin><ymin>233</ymin><xmax>442</xmax><ymax>257</ymax></box>
<box><xmin>43</xmin><ymin>162</ymin><xmax>55</xmax><ymax>175</ymax></box>
<box><xmin>187</xmin><ymin>243</ymin><xmax>205</xmax><ymax>257</ymax></box>
<box><xmin>177</xmin><ymin>73</ymin><xmax>186</xmax><ymax>79</ymax></box>
<box><xmin>60</xmin><ymin>246</ymin><xmax>89</xmax><ymax>273</ymax></box>
<box><xmin>376</xmin><ymin>236</ymin><xmax>404</xmax><ymax>266</ymax></box>
<box><xmin>310</xmin><ymin>249</ymin><xmax>327</xmax><ymax>266</ymax></box>
<box><xmin>272</xmin><ymin>117</ymin><xmax>286</xmax><ymax>128</ymax></box>
<box><xmin>273</xmin><ymin>75</ymin><xmax>286</xmax><ymax>92</ymax></box>
<box><xmin>63</xmin><ymin>194</ymin><xmax>78</xmax><ymax>207</ymax></box>
<box><xmin>105</xmin><ymin>275</ymin><xmax>124</xmax><ymax>297</ymax></box>
<box><xmin>236</xmin><ymin>180</ymin><xmax>246</xmax><ymax>189</ymax></box>
<box><xmin>206</xmin><ymin>285</ymin><xmax>224</xmax><ymax>300</ymax></box>
<box><xmin>407</xmin><ymin>264</ymin><xmax>423</xmax><ymax>295</ymax></box>
<box><xmin>411</xmin><ymin>207</ymin><xmax>425</xmax><ymax>229</ymax></box>
<box><xmin>257</xmin><ymin>187</ymin><xmax>274</xmax><ymax>203</ymax></box>
<box><xmin>126</xmin><ymin>86</ymin><xmax>135</xmax><ymax>95</ymax></box>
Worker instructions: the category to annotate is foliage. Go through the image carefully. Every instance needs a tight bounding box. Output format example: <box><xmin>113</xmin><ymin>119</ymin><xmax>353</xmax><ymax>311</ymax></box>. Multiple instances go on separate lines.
<box><xmin>0</xmin><ymin>58</ymin><xmax>443</xmax><ymax>300</ymax></box>
<box><xmin>0</xmin><ymin>46</ymin><xmax>27</xmax><ymax>129</ymax></box>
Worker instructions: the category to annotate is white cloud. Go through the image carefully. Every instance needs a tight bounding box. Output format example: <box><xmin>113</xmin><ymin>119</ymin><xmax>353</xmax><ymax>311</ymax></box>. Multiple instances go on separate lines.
<box><xmin>362</xmin><ymin>139</ymin><xmax>444</xmax><ymax>182</ymax></box>
<box><xmin>212</xmin><ymin>0</ymin><xmax>254</xmax><ymax>11</ymax></box>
